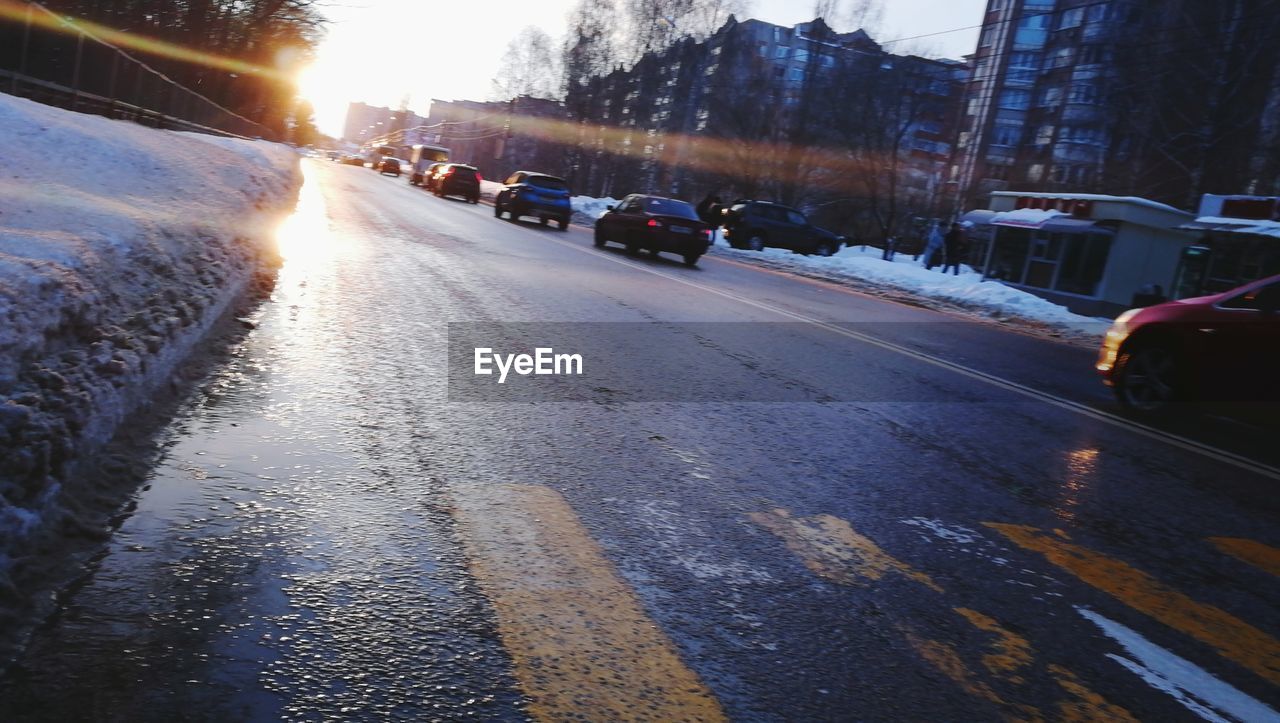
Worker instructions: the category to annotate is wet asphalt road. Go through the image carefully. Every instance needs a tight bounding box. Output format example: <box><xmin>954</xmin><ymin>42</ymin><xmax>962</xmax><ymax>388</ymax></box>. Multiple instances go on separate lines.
<box><xmin>2</xmin><ymin>160</ymin><xmax>1278</xmax><ymax>721</ymax></box>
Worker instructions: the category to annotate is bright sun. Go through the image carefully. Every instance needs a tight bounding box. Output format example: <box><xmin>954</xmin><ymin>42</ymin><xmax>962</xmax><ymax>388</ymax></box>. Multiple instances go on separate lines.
<box><xmin>296</xmin><ymin>57</ymin><xmax>355</xmax><ymax>139</ymax></box>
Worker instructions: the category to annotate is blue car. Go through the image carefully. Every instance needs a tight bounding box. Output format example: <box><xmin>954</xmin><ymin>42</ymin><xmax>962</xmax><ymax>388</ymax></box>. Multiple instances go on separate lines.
<box><xmin>494</xmin><ymin>171</ymin><xmax>572</xmax><ymax>230</ymax></box>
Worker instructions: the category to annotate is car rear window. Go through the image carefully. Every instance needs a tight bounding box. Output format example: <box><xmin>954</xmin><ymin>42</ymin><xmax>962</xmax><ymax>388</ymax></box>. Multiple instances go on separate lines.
<box><xmin>528</xmin><ymin>175</ymin><xmax>568</xmax><ymax>191</ymax></box>
<box><xmin>452</xmin><ymin>166</ymin><xmax>478</xmax><ymax>179</ymax></box>
<box><xmin>644</xmin><ymin>197</ymin><xmax>699</xmax><ymax>220</ymax></box>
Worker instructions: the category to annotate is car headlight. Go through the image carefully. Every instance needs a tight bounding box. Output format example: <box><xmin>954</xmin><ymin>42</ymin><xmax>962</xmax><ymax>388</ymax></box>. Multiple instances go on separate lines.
<box><xmin>1097</xmin><ymin>308</ymin><xmax>1141</xmax><ymax>372</ymax></box>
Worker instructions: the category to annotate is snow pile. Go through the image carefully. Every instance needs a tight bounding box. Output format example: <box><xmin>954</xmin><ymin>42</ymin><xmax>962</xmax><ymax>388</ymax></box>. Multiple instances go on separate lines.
<box><xmin>710</xmin><ymin>242</ymin><xmax>1109</xmax><ymax>337</ymax></box>
<box><xmin>571</xmin><ymin>195</ymin><xmax>620</xmax><ymax>226</ymax></box>
<box><xmin>479</xmin><ymin>178</ymin><xmax>504</xmax><ymax>201</ymax></box>
<box><xmin>0</xmin><ymin>94</ymin><xmax>300</xmax><ymax>574</ymax></box>
<box><xmin>988</xmin><ymin>208</ymin><xmax>1067</xmax><ymax>227</ymax></box>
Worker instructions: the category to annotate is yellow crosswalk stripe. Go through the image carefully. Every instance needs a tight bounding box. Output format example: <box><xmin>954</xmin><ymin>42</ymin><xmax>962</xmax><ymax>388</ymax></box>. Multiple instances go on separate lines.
<box><xmin>956</xmin><ymin>608</ymin><xmax>1035</xmax><ymax>683</ymax></box>
<box><xmin>987</xmin><ymin>523</ymin><xmax>1280</xmax><ymax>686</ymax></box>
<box><xmin>1209</xmin><ymin>537</ymin><xmax>1280</xmax><ymax>578</ymax></box>
<box><xmin>452</xmin><ymin>484</ymin><xmax>725</xmax><ymax>722</ymax></box>
<box><xmin>748</xmin><ymin>508</ymin><xmax>943</xmax><ymax>592</ymax></box>
<box><xmin>751</xmin><ymin>509</ymin><xmax>1134</xmax><ymax>720</ymax></box>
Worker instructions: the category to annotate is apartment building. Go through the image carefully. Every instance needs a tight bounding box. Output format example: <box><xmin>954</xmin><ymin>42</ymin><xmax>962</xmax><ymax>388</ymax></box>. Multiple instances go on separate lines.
<box><xmin>954</xmin><ymin>0</ymin><xmax>1280</xmax><ymax>213</ymax></box>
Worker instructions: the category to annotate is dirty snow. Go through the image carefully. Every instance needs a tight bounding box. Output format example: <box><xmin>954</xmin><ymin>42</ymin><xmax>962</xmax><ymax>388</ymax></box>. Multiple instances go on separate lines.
<box><xmin>0</xmin><ymin>93</ymin><xmax>300</xmax><ymax>574</ymax></box>
<box><xmin>712</xmin><ymin>243</ymin><xmax>1109</xmax><ymax>337</ymax></box>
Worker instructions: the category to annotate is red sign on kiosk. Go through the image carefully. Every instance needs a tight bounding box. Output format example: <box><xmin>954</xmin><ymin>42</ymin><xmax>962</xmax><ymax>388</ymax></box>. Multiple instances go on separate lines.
<box><xmin>1014</xmin><ymin>196</ymin><xmax>1094</xmax><ymax>218</ymax></box>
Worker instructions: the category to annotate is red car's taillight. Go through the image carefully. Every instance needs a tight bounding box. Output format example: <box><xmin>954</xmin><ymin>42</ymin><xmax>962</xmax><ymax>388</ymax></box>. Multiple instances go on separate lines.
<box><xmin>647</xmin><ymin>218</ymin><xmax>663</xmax><ymax>228</ymax></box>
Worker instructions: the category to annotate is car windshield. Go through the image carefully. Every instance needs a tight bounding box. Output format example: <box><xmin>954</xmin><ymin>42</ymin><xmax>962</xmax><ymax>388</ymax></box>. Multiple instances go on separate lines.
<box><xmin>528</xmin><ymin>176</ymin><xmax>568</xmax><ymax>191</ymax></box>
<box><xmin>643</xmin><ymin>197</ymin><xmax>698</xmax><ymax>220</ymax></box>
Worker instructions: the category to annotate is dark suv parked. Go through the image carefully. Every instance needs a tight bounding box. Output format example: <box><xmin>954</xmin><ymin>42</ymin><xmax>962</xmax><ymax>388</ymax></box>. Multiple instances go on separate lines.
<box><xmin>431</xmin><ymin>163</ymin><xmax>481</xmax><ymax>203</ymax></box>
<box><xmin>721</xmin><ymin>200</ymin><xmax>845</xmax><ymax>256</ymax></box>
<box><xmin>495</xmin><ymin>171</ymin><xmax>572</xmax><ymax>229</ymax></box>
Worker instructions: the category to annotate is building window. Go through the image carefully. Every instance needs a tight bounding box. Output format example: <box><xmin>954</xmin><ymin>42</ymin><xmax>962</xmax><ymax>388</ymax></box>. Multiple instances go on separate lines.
<box><xmin>1014</xmin><ymin>12</ymin><xmax>1051</xmax><ymax>47</ymax></box>
<box><xmin>1037</xmin><ymin>85</ymin><xmax>1063</xmax><ymax>107</ymax></box>
<box><xmin>795</xmin><ymin>48</ymin><xmax>809</xmax><ymax>63</ymax></box>
<box><xmin>1046</xmin><ymin>46</ymin><xmax>1074</xmax><ymax>69</ymax></box>
<box><xmin>1078</xmin><ymin>45</ymin><xmax>1108</xmax><ymax>65</ymax></box>
<box><xmin>998</xmin><ymin>89</ymin><xmax>1031</xmax><ymax>109</ymax></box>
<box><xmin>1055</xmin><ymin>233</ymin><xmax>1112</xmax><ymax>296</ymax></box>
<box><xmin>790</xmin><ymin>67</ymin><xmax>805</xmax><ymax>81</ymax></box>
<box><xmin>757</xmin><ymin>43</ymin><xmax>768</xmax><ymax>57</ymax></box>
<box><xmin>1086</xmin><ymin>2</ymin><xmax>1111</xmax><ymax>23</ymax></box>
<box><xmin>1034</xmin><ymin>124</ymin><xmax>1054</xmax><ymax>145</ymax></box>
<box><xmin>992</xmin><ymin>121</ymin><xmax>1022</xmax><ymax>146</ymax></box>
<box><xmin>1067</xmin><ymin>83</ymin><xmax>1097</xmax><ymax>104</ymax></box>
<box><xmin>1009</xmin><ymin>51</ymin><xmax>1040</xmax><ymax>68</ymax></box>
<box><xmin>1027</xmin><ymin>163</ymin><xmax>1045</xmax><ymax>182</ymax></box>
<box><xmin>1058</xmin><ymin>7</ymin><xmax>1084</xmax><ymax>29</ymax></box>
<box><xmin>987</xmin><ymin>163</ymin><xmax>1011</xmax><ymax>181</ymax></box>
<box><xmin>775</xmin><ymin>45</ymin><xmax>790</xmax><ymax>59</ymax></box>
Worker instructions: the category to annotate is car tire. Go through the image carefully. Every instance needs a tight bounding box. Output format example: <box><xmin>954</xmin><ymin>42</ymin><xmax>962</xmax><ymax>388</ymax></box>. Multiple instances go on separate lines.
<box><xmin>593</xmin><ymin>227</ymin><xmax>607</xmax><ymax>247</ymax></box>
<box><xmin>747</xmin><ymin>234</ymin><xmax>766</xmax><ymax>252</ymax></box>
<box><xmin>558</xmin><ymin>218</ymin><xmax>569</xmax><ymax>231</ymax></box>
<box><xmin>813</xmin><ymin>242</ymin><xmax>834</xmax><ymax>257</ymax></box>
<box><xmin>494</xmin><ymin>203</ymin><xmax>503</xmax><ymax>218</ymax></box>
<box><xmin>1113</xmin><ymin>343</ymin><xmax>1184</xmax><ymax>412</ymax></box>
<box><xmin>683</xmin><ymin>253</ymin><xmax>701</xmax><ymax>267</ymax></box>
<box><xmin>540</xmin><ymin>217</ymin><xmax>549</xmax><ymax>227</ymax></box>
<box><xmin>625</xmin><ymin>236</ymin><xmax>642</xmax><ymax>255</ymax></box>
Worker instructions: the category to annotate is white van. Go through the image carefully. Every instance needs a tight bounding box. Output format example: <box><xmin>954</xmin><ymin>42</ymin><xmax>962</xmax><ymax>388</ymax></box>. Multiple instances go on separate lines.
<box><xmin>408</xmin><ymin>144</ymin><xmax>451</xmax><ymax>185</ymax></box>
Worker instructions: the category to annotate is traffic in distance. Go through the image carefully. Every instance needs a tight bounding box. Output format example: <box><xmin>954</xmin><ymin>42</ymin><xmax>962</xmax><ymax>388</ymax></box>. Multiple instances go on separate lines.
<box><xmin>346</xmin><ymin>148</ymin><xmax>1280</xmax><ymax>417</ymax></box>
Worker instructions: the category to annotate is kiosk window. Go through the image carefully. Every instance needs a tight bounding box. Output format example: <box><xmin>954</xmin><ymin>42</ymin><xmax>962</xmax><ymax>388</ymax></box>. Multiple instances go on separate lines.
<box><xmin>1054</xmin><ymin>233</ymin><xmax>1111</xmax><ymax>296</ymax></box>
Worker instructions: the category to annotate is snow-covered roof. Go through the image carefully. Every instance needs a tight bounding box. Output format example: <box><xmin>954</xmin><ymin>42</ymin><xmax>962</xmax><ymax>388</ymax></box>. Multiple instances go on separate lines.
<box><xmin>990</xmin><ymin>191</ymin><xmax>1189</xmax><ymax>216</ymax></box>
<box><xmin>1182</xmin><ymin>216</ymin><xmax>1280</xmax><ymax>239</ymax></box>
<box><xmin>989</xmin><ymin>208</ymin><xmax>1067</xmax><ymax>228</ymax></box>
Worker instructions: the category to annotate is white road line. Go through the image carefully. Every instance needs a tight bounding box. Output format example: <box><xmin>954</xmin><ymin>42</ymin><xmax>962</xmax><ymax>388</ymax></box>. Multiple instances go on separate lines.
<box><xmin>525</xmin><ymin>226</ymin><xmax>1280</xmax><ymax>482</ymax></box>
<box><xmin>1077</xmin><ymin>607</ymin><xmax>1278</xmax><ymax>723</ymax></box>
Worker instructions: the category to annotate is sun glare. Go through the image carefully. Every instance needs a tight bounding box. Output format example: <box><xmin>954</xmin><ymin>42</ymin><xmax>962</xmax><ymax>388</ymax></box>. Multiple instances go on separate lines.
<box><xmin>296</xmin><ymin>57</ymin><xmax>356</xmax><ymax>138</ymax></box>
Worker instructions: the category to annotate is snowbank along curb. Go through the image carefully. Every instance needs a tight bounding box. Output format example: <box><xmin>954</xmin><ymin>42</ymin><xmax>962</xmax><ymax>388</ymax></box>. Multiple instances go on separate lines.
<box><xmin>0</xmin><ymin>94</ymin><xmax>301</xmax><ymax>592</ymax></box>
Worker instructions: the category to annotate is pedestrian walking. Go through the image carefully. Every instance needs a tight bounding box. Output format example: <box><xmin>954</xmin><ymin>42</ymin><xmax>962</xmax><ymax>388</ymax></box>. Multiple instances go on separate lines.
<box><xmin>922</xmin><ymin>223</ymin><xmax>945</xmax><ymax>270</ymax></box>
<box><xmin>941</xmin><ymin>223</ymin><xmax>965</xmax><ymax>275</ymax></box>
<box><xmin>696</xmin><ymin>192</ymin><xmax>723</xmax><ymax>226</ymax></box>
<box><xmin>882</xmin><ymin>235</ymin><xmax>897</xmax><ymax>261</ymax></box>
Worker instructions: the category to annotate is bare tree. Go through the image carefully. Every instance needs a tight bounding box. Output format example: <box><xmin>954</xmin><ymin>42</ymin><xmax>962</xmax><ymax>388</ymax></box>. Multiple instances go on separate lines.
<box><xmin>620</xmin><ymin>0</ymin><xmax>750</xmax><ymax>65</ymax></box>
<box><xmin>1108</xmin><ymin>0</ymin><xmax>1280</xmax><ymax>207</ymax></box>
<box><xmin>492</xmin><ymin>26</ymin><xmax>563</xmax><ymax>101</ymax></box>
<box><xmin>811</xmin><ymin>0</ymin><xmax>882</xmax><ymax>32</ymax></box>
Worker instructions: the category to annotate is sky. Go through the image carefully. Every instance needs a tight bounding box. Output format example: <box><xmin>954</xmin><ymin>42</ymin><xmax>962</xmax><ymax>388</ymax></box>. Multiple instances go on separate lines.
<box><xmin>300</xmin><ymin>0</ymin><xmax>987</xmax><ymax>137</ymax></box>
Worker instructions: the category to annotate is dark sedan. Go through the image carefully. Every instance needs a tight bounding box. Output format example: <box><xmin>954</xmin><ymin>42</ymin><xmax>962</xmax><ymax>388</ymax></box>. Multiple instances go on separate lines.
<box><xmin>1097</xmin><ymin>274</ymin><xmax>1280</xmax><ymax>412</ymax></box>
<box><xmin>594</xmin><ymin>194</ymin><xmax>711</xmax><ymax>266</ymax></box>
<box><xmin>431</xmin><ymin>164</ymin><xmax>481</xmax><ymax>203</ymax></box>
<box><xmin>376</xmin><ymin>157</ymin><xmax>403</xmax><ymax>176</ymax></box>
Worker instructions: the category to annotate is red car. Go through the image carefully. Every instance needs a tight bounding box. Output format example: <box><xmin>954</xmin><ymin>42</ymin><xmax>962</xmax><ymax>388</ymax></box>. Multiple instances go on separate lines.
<box><xmin>1097</xmin><ymin>274</ymin><xmax>1280</xmax><ymax>411</ymax></box>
